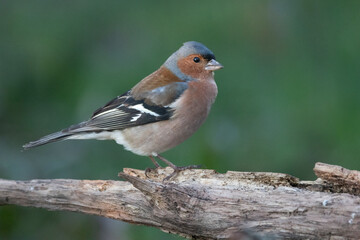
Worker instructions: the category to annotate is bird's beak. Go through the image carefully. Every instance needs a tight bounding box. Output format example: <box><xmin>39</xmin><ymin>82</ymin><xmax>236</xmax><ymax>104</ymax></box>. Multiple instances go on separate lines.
<box><xmin>205</xmin><ymin>59</ymin><xmax>224</xmax><ymax>71</ymax></box>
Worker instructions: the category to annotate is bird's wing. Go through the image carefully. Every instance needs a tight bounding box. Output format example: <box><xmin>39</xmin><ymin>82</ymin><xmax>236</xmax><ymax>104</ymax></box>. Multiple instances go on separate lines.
<box><xmin>65</xmin><ymin>82</ymin><xmax>188</xmax><ymax>133</ymax></box>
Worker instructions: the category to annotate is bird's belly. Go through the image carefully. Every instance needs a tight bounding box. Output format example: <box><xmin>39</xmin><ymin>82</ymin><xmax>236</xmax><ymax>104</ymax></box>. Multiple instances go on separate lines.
<box><xmin>119</xmin><ymin>108</ymin><xmax>209</xmax><ymax>156</ymax></box>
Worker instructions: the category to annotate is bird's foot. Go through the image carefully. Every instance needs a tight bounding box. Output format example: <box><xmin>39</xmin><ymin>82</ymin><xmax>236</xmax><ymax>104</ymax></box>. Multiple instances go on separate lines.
<box><xmin>145</xmin><ymin>167</ymin><xmax>160</xmax><ymax>178</ymax></box>
<box><xmin>163</xmin><ymin>164</ymin><xmax>202</xmax><ymax>181</ymax></box>
<box><xmin>145</xmin><ymin>155</ymin><xmax>162</xmax><ymax>178</ymax></box>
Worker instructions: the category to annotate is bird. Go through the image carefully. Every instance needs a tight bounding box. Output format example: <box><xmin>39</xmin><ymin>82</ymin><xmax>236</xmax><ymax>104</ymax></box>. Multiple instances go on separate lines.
<box><xmin>23</xmin><ymin>41</ymin><xmax>223</xmax><ymax>180</ymax></box>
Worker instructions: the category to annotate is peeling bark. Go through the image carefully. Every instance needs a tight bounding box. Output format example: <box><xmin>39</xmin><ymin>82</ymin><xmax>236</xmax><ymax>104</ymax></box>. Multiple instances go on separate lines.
<box><xmin>0</xmin><ymin>163</ymin><xmax>359</xmax><ymax>239</ymax></box>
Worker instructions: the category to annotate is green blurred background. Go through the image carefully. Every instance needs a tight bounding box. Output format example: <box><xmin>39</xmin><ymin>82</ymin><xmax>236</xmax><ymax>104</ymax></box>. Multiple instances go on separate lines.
<box><xmin>1</xmin><ymin>0</ymin><xmax>359</xmax><ymax>239</ymax></box>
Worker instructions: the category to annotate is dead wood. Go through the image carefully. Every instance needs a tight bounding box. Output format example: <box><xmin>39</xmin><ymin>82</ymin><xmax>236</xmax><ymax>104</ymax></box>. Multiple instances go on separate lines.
<box><xmin>0</xmin><ymin>162</ymin><xmax>359</xmax><ymax>239</ymax></box>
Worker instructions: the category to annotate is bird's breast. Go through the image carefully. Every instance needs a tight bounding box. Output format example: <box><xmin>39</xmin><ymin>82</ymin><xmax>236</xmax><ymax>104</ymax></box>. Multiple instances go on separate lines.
<box><xmin>172</xmin><ymin>78</ymin><xmax>218</xmax><ymax>121</ymax></box>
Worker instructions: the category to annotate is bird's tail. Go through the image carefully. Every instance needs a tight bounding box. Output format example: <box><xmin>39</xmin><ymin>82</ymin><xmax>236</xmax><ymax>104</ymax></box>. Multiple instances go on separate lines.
<box><xmin>23</xmin><ymin>131</ymin><xmax>74</xmax><ymax>150</ymax></box>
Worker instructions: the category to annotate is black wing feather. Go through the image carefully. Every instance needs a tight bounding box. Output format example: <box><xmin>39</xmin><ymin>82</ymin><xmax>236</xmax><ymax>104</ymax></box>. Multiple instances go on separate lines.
<box><xmin>91</xmin><ymin>91</ymin><xmax>130</xmax><ymax>117</ymax></box>
<box><xmin>68</xmin><ymin>91</ymin><xmax>173</xmax><ymax>132</ymax></box>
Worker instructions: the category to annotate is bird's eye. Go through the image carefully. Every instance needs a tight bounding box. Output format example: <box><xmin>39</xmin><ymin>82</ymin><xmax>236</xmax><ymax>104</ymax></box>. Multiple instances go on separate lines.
<box><xmin>193</xmin><ymin>57</ymin><xmax>200</xmax><ymax>63</ymax></box>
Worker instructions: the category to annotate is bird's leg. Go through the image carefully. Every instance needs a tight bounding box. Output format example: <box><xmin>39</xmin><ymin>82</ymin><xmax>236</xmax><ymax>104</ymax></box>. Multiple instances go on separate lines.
<box><xmin>156</xmin><ymin>154</ymin><xmax>201</xmax><ymax>181</ymax></box>
<box><xmin>145</xmin><ymin>156</ymin><xmax>161</xmax><ymax>177</ymax></box>
<box><xmin>149</xmin><ymin>155</ymin><xmax>161</xmax><ymax>167</ymax></box>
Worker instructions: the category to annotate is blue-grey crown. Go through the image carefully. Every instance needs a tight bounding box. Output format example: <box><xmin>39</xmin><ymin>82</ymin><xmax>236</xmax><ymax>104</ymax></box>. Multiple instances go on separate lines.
<box><xmin>178</xmin><ymin>41</ymin><xmax>215</xmax><ymax>60</ymax></box>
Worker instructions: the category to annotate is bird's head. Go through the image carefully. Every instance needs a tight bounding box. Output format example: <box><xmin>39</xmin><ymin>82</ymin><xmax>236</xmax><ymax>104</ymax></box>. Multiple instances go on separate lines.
<box><xmin>164</xmin><ymin>41</ymin><xmax>223</xmax><ymax>81</ymax></box>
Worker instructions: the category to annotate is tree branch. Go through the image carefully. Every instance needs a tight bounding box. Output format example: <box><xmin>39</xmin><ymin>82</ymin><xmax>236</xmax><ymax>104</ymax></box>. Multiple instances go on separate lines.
<box><xmin>0</xmin><ymin>163</ymin><xmax>359</xmax><ymax>239</ymax></box>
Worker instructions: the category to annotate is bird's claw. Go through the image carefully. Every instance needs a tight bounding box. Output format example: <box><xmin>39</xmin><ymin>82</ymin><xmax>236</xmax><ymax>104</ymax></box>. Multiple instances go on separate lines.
<box><xmin>163</xmin><ymin>164</ymin><xmax>202</xmax><ymax>181</ymax></box>
<box><xmin>145</xmin><ymin>167</ymin><xmax>158</xmax><ymax>178</ymax></box>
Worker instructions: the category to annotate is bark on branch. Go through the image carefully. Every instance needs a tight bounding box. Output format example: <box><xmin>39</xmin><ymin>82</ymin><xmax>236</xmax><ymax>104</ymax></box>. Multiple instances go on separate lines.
<box><xmin>0</xmin><ymin>162</ymin><xmax>359</xmax><ymax>239</ymax></box>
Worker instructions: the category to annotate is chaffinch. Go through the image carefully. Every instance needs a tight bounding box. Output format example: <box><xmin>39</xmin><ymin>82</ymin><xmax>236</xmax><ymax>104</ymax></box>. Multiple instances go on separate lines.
<box><xmin>24</xmin><ymin>41</ymin><xmax>223</xmax><ymax>179</ymax></box>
